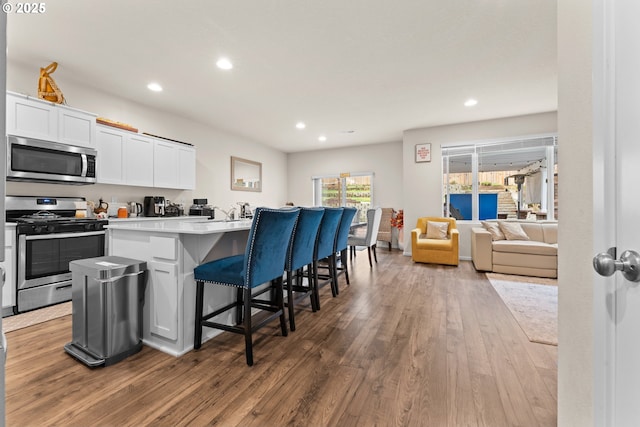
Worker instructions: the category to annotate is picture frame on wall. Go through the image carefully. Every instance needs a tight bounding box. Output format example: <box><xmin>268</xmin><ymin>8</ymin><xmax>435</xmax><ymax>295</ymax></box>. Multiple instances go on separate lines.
<box><xmin>415</xmin><ymin>143</ymin><xmax>431</xmax><ymax>163</ymax></box>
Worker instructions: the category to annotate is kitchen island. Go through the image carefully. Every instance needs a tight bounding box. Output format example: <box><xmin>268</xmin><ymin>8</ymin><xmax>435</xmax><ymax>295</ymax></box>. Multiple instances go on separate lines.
<box><xmin>106</xmin><ymin>219</ymin><xmax>253</xmax><ymax>356</ymax></box>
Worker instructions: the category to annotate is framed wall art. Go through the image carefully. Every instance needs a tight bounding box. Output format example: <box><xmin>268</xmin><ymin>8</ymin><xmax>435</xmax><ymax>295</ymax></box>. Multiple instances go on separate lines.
<box><xmin>415</xmin><ymin>143</ymin><xmax>431</xmax><ymax>163</ymax></box>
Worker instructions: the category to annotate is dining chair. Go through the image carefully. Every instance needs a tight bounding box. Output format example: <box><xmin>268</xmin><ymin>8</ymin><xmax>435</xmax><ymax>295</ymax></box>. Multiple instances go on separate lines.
<box><xmin>311</xmin><ymin>207</ymin><xmax>343</xmax><ymax>310</ymax></box>
<box><xmin>376</xmin><ymin>207</ymin><xmax>395</xmax><ymax>250</ymax></box>
<box><xmin>348</xmin><ymin>207</ymin><xmax>383</xmax><ymax>267</ymax></box>
<box><xmin>284</xmin><ymin>207</ymin><xmax>325</xmax><ymax>331</ymax></box>
<box><xmin>193</xmin><ymin>207</ymin><xmax>300</xmax><ymax>366</ymax></box>
<box><xmin>332</xmin><ymin>207</ymin><xmax>358</xmax><ymax>292</ymax></box>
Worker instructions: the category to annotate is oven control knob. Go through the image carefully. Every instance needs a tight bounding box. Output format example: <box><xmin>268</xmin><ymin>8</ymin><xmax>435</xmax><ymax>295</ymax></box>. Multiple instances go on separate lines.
<box><xmin>85</xmin><ymin>223</ymin><xmax>94</xmax><ymax>231</ymax></box>
<box><xmin>47</xmin><ymin>225</ymin><xmax>56</xmax><ymax>233</ymax></box>
<box><xmin>34</xmin><ymin>226</ymin><xmax>44</xmax><ymax>234</ymax></box>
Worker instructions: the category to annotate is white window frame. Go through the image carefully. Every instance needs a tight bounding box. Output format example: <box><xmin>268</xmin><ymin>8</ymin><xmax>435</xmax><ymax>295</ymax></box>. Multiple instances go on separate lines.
<box><xmin>441</xmin><ymin>134</ymin><xmax>557</xmax><ymax>222</ymax></box>
<box><xmin>311</xmin><ymin>171</ymin><xmax>375</xmax><ymax>208</ymax></box>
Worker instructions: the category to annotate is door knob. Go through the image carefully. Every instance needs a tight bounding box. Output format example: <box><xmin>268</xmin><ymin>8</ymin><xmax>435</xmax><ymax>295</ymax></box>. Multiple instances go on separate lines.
<box><xmin>593</xmin><ymin>250</ymin><xmax>640</xmax><ymax>282</ymax></box>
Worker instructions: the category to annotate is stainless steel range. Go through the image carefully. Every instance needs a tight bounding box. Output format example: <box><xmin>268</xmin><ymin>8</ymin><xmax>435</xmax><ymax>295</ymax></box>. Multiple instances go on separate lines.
<box><xmin>6</xmin><ymin>196</ymin><xmax>108</xmax><ymax>313</ymax></box>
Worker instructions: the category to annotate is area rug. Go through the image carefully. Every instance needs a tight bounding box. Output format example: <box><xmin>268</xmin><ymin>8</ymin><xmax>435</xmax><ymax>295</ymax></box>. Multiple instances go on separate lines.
<box><xmin>2</xmin><ymin>302</ymin><xmax>72</xmax><ymax>333</ymax></box>
<box><xmin>486</xmin><ymin>273</ymin><xmax>557</xmax><ymax>346</ymax></box>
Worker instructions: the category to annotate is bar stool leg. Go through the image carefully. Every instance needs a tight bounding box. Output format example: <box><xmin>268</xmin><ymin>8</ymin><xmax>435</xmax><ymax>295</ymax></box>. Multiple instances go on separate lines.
<box><xmin>276</xmin><ymin>276</ymin><xmax>288</xmax><ymax>337</ymax></box>
<box><xmin>330</xmin><ymin>254</ymin><xmax>338</xmax><ymax>297</ymax></box>
<box><xmin>312</xmin><ymin>260</ymin><xmax>321</xmax><ymax>311</ymax></box>
<box><xmin>286</xmin><ymin>270</ymin><xmax>296</xmax><ymax>331</ymax></box>
<box><xmin>307</xmin><ymin>264</ymin><xmax>317</xmax><ymax>312</ymax></box>
<box><xmin>236</xmin><ymin>288</ymin><xmax>244</xmax><ymax>325</ymax></box>
<box><xmin>342</xmin><ymin>248</ymin><xmax>350</xmax><ymax>284</ymax></box>
<box><xmin>194</xmin><ymin>280</ymin><xmax>204</xmax><ymax>349</ymax></box>
<box><xmin>243</xmin><ymin>287</ymin><xmax>254</xmax><ymax>366</ymax></box>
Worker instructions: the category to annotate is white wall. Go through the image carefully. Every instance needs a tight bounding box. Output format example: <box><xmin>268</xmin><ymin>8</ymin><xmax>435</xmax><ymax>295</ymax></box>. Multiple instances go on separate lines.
<box><xmin>6</xmin><ymin>61</ymin><xmax>288</xmax><ymax>214</ymax></box>
<box><xmin>557</xmin><ymin>0</ymin><xmax>593</xmax><ymax>425</ymax></box>
<box><xmin>287</xmin><ymin>140</ymin><xmax>403</xmax><ymax>208</ymax></box>
<box><xmin>401</xmin><ymin>112</ymin><xmax>557</xmax><ymax>257</ymax></box>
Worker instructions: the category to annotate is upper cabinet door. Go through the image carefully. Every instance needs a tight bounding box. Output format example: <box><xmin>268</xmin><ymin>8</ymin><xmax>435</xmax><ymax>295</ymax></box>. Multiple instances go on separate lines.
<box><xmin>6</xmin><ymin>92</ymin><xmax>57</xmax><ymax>140</ymax></box>
<box><xmin>58</xmin><ymin>107</ymin><xmax>96</xmax><ymax>147</ymax></box>
<box><xmin>177</xmin><ymin>145</ymin><xmax>196</xmax><ymax>190</ymax></box>
<box><xmin>95</xmin><ymin>126</ymin><xmax>125</xmax><ymax>184</ymax></box>
<box><xmin>124</xmin><ymin>134</ymin><xmax>154</xmax><ymax>187</ymax></box>
<box><xmin>153</xmin><ymin>140</ymin><xmax>179</xmax><ymax>189</ymax></box>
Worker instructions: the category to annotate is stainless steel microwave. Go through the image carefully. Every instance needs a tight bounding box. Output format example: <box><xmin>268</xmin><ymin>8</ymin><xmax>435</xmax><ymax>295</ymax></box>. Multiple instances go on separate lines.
<box><xmin>7</xmin><ymin>135</ymin><xmax>97</xmax><ymax>185</ymax></box>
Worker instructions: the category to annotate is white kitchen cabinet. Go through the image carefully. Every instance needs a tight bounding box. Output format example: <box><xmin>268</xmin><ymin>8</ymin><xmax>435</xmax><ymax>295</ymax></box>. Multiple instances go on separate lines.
<box><xmin>2</xmin><ymin>226</ymin><xmax>16</xmax><ymax>313</ymax></box>
<box><xmin>148</xmin><ymin>260</ymin><xmax>179</xmax><ymax>341</ymax></box>
<box><xmin>96</xmin><ymin>125</ymin><xmax>125</xmax><ymax>184</ymax></box>
<box><xmin>58</xmin><ymin>106</ymin><xmax>97</xmax><ymax>147</ymax></box>
<box><xmin>6</xmin><ymin>92</ymin><xmax>57</xmax><ymax>141</ymax></box>
<box><xmin>95</xmin><ymin>123</ymin><xmax>195</xmax><ymax>189</ymax></box>
<box><xmin>6</xmin><ymin>91</ymin><xmax>96</xmax><ymax>147</ymax></box>
<box><xmin>177</xmin><ymin>145</ymin><xmax>196</xmax><ymax>190</ymax></box>
<box><xmin>153</xmin><ymin>140</ymin><xmax>179</xmax><ymax>189</ymax></box>
<box><xmin>97</xmin><ymin>125</ymin><xmax>153</xmax><ymax>187</ymax></box>
<box><xmin>124</xmin><ymin>134</ymin><xmax>155</xmax><ymax>187</ymax></box>
<box><xmin>153</xmin><ymin>140</ymin><xmax>196</xmax><ymax>190</ymax></box>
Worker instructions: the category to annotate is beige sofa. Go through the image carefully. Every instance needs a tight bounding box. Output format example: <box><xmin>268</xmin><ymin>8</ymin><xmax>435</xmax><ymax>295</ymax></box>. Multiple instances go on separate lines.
<box><xmin>471</xmin><ymin>220</ymin><xmax>558</xmax><ymax>278</ymax></box>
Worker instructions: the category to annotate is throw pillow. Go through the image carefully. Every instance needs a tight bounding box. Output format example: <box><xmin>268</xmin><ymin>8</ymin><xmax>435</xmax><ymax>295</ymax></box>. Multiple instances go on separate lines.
<box><xmin>426</xmin><ymin>221</ymin><xmax>449</xmax><ymax>239</ymax></box>
<box><xmin>498</xmin><ymin>221</ymin><xmax>530</xmax><ymax>241</ymax></box>
<box><xmin>481</xmin><ymin>221</ymin><xmax>505</xmax><ymax>241</ymax></box>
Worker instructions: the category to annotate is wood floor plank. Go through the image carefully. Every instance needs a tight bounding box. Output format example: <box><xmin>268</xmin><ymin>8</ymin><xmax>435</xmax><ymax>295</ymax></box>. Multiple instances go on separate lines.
<box><xmin>4</xmin><ymin>255</ymin><xmax>558</xmax><ymax>426</ymax></box>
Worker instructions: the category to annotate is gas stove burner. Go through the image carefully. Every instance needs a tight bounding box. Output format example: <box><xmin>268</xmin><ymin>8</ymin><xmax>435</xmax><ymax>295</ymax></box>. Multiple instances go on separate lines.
<box><xmin>21</xmin><ymin>211</ymin><xmax>61</xmax><ymax>220</ymax></box>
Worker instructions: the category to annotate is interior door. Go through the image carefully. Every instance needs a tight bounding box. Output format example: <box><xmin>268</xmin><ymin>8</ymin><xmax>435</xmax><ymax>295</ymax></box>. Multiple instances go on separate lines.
<box><xmin>593</xmin><ymin>1</ymin><xmax>640</xmax><ymax>425</ymax></box>
<box><xmin>0</xmin><ymin>10</ymin><xmax>7</xmax><ymax>427</ymax></box>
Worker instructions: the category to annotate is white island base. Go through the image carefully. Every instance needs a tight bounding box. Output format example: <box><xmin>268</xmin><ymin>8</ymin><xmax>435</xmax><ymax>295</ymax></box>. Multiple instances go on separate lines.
<box><xmin>107</xmin><ymin>220</ymin><xmax>253</xmax><ymax>356</ymax></box>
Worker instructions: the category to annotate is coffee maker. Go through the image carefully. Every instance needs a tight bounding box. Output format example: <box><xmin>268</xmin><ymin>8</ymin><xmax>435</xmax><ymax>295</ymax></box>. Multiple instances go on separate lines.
<box><xmin>143</xmin><ymin>196</ymin><xmax>166</xmax><ymax>217</ymax></box>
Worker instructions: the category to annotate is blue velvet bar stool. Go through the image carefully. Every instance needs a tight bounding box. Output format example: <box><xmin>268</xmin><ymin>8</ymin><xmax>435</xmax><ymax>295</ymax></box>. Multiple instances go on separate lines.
<box><xmin>193</xmin><ymin>207</ymin><xmax>300</xmax><ymax>366</ymax></box>
<box><xmin>332</xmin><ymin>207</ymin><xmax>358</xmax><ymax>293</ymax></box>
<box><xmin>284</xmin><ymin>207</ymin><xmax>325</xmax><ymax>331</ymax></box>
<box><xmin>311</xmin><ymin>207</ymin><xmax>343</xmax><ymax>310</ymax></box>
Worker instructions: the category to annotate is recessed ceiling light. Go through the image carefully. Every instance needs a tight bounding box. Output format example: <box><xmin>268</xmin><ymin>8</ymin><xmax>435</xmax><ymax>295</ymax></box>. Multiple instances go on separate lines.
<box><xmin>216</xmin><ymin>58</ymin><xmax>233</xmax><ymax>70</ymax></box>
<box><xmin>464</xmin><ymin>98</ymin><xmax>478</xmax><ymax>107</ymax></box>
<box><xmin>318</xmin><ymin>135</ymin><xmax>327</xmax><ymax>142</ymax></box>
<box><xmin>296</xmin><ymin>122</ymin><xmax>306</xmax><ymax>129</ymax></box>
<box><xmin>147</xmin><ymin>82</ymin><xmax>163</xmax><ymax>92</ymax></box>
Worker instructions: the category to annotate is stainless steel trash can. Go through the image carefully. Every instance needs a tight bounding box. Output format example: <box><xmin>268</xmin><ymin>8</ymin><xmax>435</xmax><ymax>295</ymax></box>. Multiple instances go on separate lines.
<box><xmin>64</xmin><ymin>256</ymin><xmax>147</xmax><ymax>367</ymax></box>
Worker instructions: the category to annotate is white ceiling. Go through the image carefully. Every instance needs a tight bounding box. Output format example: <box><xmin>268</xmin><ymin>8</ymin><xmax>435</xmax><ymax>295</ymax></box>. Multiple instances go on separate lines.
<box><xmin>6</xmin><ymin>0</ymin><xmax>557</xmax><ymax>153</ymax></box>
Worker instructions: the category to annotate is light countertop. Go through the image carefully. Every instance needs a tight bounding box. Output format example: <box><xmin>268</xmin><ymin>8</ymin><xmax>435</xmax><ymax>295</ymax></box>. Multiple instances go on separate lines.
<box><xmin>105</xmin><ymin>219</ymin><xmax>253</xmax><ymax>235</ymax></box>
<box><xmin>106</xmin><ymin>216</ymin><xmax>208</xmax><ymax>222</ymax></box>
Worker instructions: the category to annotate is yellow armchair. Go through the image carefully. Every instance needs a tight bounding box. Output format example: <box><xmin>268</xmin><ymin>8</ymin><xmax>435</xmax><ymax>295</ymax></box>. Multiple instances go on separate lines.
<box><xmin>411</xmin><ymin>217</ymin><xmax>459</xmax><ymax>266</ymax></box>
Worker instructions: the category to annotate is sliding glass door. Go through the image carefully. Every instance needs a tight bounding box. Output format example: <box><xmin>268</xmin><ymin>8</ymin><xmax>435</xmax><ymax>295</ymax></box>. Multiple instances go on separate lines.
<box><xmin>312</xmin><ymin>173</ymin><xmax>373</xmax><ymax>223</ymax></box>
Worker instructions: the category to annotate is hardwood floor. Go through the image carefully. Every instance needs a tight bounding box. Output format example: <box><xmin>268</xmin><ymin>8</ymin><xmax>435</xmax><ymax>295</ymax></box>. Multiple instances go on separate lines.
<box><xmin>4</xmin><ymin>252</ymin><xmax>557</xmax><ymax>426</ymax></box>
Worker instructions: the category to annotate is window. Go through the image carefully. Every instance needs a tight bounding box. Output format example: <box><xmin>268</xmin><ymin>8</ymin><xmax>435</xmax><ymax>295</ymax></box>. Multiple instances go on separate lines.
<box><xmin>312</xmin><ymin>173</ymin><xmax>374</xmax><ymax>223</ymax></box>
<box><xmin>442</xmin><ymin>135</ymin><xmax>557</xmax><ymax>221</ymax></box>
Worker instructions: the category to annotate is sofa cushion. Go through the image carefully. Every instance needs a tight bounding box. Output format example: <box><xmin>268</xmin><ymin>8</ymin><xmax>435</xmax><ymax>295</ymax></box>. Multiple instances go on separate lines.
<box><xmin>542</xmin><ymin>224</ymin><xmax>558</xmax><ymax>244</ymax></box>
<box><xmin>493</xmin><ymin>251</ymin><xmax>558</xmax><ymax>269</ymax></box>
<box><xmin>498</xmin><ymin>221</ymin><xmax>530</xmax><ymax>241</ymax></box>
<box><xmin>521</xmin><ymin>223</ymin><xmax>544</xmax><ymax>242</ymax></box>
<box><xmin>426</xmin><ymin>221</ymin><xmax>449</xmax><ymax>239</ymax></box>
<box><xmin>416</xmin><ymin>235</ymin><xmax>453</xmax><ymax>251</ymax></box>
<box><xmin>481</xmin><ymin>221</ymin><xmax>505</xmax><ymax>241</ymax></box>
<box><xmin>492</xmin><ymin>240</ymin><xmax>557</xmax><ymax>256</ymax></box>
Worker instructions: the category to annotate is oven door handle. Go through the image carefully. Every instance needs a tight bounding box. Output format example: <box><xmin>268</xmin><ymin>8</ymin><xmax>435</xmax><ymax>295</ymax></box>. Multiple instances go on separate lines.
<box><xmin>24</xmin><ymin>230</ymin><xmax>106</xmax><ymax>241</ymax></box>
